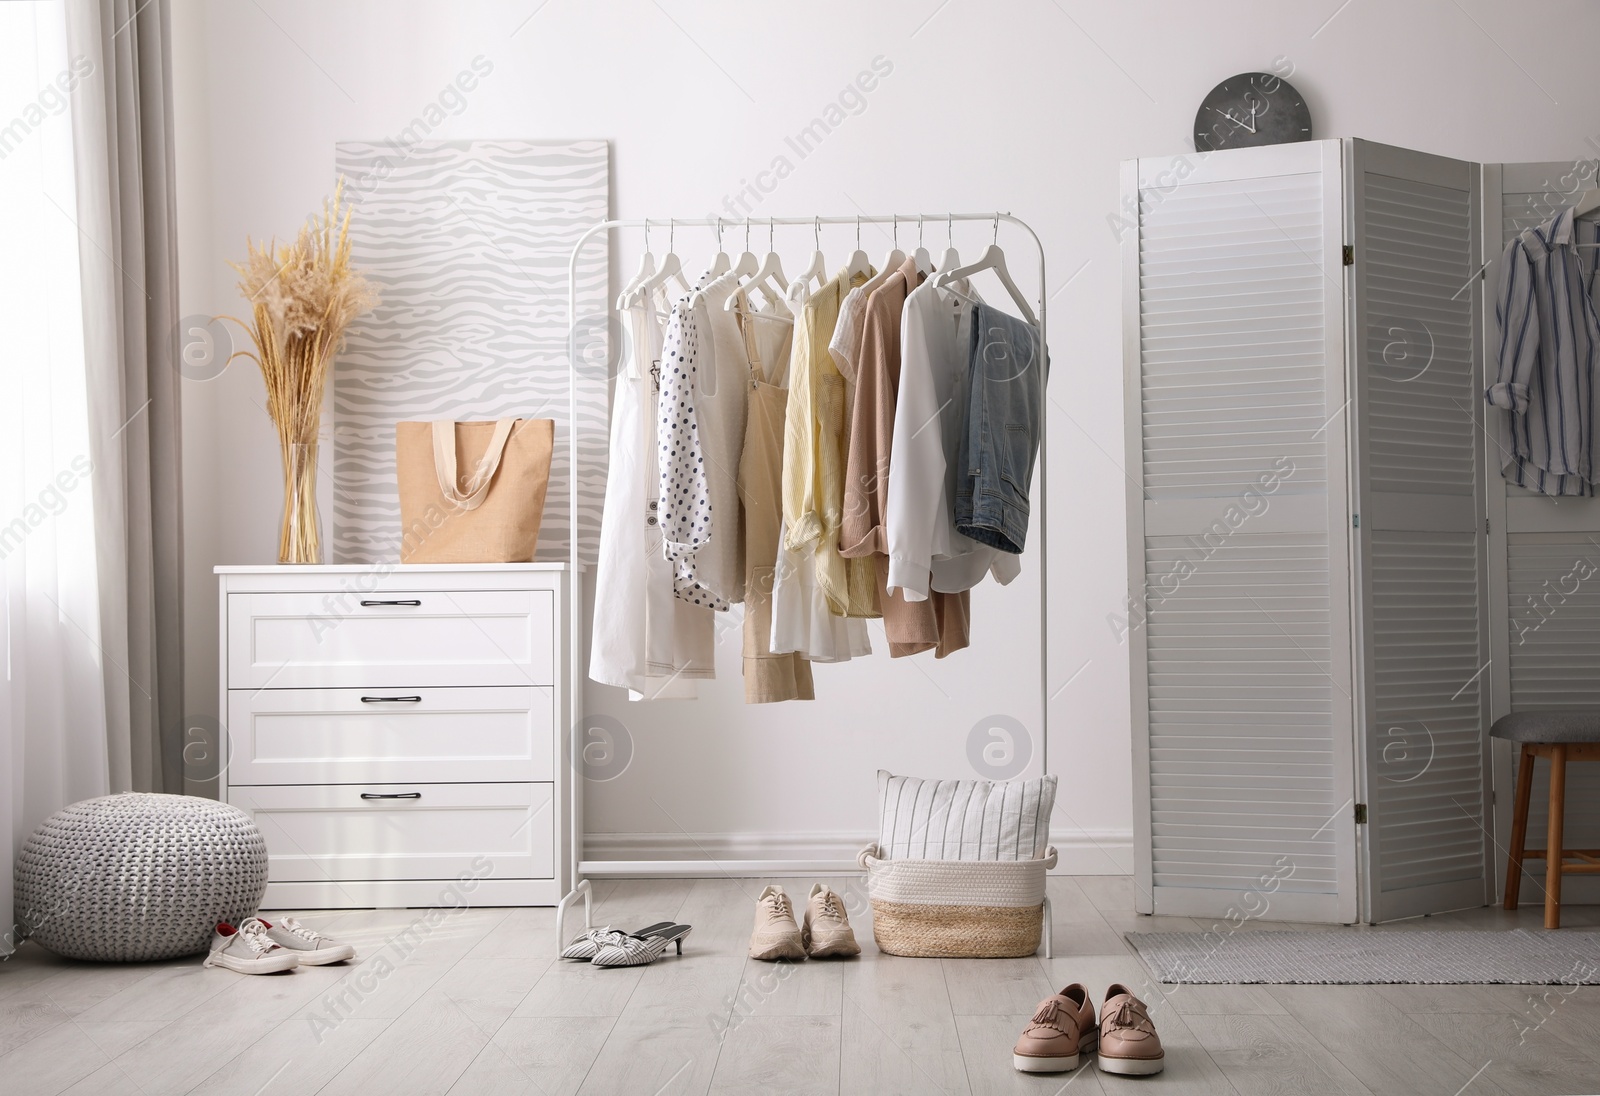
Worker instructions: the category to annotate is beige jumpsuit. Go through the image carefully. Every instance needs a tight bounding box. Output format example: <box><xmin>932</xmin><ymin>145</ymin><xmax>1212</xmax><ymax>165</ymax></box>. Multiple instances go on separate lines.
<box><xmin>736</xmin><ymin>293</ymin><xmax>816</xmax><ymax>703</ymax></box>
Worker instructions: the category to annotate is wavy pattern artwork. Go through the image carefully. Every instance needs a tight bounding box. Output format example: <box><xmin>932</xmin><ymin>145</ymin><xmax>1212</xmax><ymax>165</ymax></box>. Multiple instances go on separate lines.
<box><xmin>332</xmin><ymin>139</ymin><xmax>609</xmax><ymax>564</ymax></box>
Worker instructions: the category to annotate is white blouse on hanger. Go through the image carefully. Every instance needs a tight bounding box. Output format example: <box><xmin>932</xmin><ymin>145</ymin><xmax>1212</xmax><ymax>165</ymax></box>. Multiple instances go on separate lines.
<box><xmin>886</xmin><ymin>278</ymin><xmax>1022</xmax><ymax>600</ymax></box>
<box><xmin>589</xmin><ymin>288</ymin><xmax>715</xmax><ymax>699</ymax></box>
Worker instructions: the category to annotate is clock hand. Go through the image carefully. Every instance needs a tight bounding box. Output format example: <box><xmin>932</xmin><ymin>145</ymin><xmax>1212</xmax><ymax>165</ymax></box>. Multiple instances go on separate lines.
<box><xmin>1209</xmin><ymin>106</ymin><xmax>1257</xmax><ymax>134</ymax></box>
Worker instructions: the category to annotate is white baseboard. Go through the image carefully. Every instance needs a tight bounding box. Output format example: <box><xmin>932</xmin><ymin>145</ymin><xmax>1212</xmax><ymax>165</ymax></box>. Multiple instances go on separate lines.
<box><xmin>581</xmin><ymin>829</ymin><xmax>1133</xmax><ymax>877</ymax></box>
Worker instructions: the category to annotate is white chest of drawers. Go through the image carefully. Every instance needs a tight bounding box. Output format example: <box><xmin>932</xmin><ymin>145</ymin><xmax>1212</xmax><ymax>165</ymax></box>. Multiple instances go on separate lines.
<box><xmin>217</xmin><ymin>564</ymin><xmax>576</xmax><ymax>908</ymax></box>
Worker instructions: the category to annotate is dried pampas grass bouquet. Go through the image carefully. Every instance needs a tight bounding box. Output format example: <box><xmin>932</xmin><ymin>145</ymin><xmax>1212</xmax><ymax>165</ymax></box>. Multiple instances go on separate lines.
<box><xmin>226</xmin><ymin>180</ymin><xmax>377</xmax><ymax>563</ymax></box>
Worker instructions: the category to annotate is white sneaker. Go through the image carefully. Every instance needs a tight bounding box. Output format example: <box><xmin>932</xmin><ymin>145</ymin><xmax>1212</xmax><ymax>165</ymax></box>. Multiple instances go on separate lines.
<box><xmin>802</xmin><ymin>883</ymin><xmax>861</xmax><ymax>958</ymax></box>
<box><xmin>259</xmin><ymin>916</ymin><xmax>356</xmax><ymax>965</ymax></box>
<box><xmin>748</xmin><ymin>885</ymin><xmax>806</xmax><ymax>961</ymax></box>
<box><xmin>202</xmin><ymin>919</ymin><xmax>299</xmax><ymax>974</ymax></box>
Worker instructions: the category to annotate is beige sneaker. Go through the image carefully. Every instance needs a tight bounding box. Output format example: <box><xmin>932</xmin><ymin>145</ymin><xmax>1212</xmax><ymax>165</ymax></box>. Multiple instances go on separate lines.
<box><xmin>748</xmin><ymin>885</ymin><xmax>806</xmax><ymax>961</ymax></box>
<box><xmin>802</xmin><ymin>883</ymin><xmax>860</xmax><ymax>958</ymax></box>
<box><xmin>1098</xmin><ymin>984</ymin><xmax>1165</xmax><ymax>1076</ymax></box>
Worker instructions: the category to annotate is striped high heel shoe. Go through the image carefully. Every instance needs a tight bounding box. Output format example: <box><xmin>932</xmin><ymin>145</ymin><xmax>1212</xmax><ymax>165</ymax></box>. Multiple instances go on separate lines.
<box><xmin>560</xmin><ymin>922</ymin><xmax>674</xmax><ymax>961</ymax></box>
<box><xmin>591</xmin><ymin>923</ymin><xmax>692</xmax><ymax>967</ymax></box>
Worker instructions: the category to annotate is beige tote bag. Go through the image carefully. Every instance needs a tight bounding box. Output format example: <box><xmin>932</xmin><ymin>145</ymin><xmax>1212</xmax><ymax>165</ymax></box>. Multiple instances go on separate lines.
<box><xmin>395</xmin><ymin>418</ymin><xmax>554</xmax><ymax>563</ymax></box>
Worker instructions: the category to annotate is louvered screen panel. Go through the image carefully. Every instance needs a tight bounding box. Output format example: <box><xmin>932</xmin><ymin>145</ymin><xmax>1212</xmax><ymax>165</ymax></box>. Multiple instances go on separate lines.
<box><xmin>1140</xmin><ymin>173</ymin><xmax>1328</xmax><ymax>499</ymax></box>
<box><xmin>1501</xmin><ymin>172</ymin><xmax>1572</xmax><ymax>240</ymax></box>
<box><xmin>1128</xmin><ymin>143</ymin><xmax>1354</xmax><ymax>922</ymax></box>
<box><xmin>1368</xmin><ymin>532</ymin><xmax>1486</xmax><ymax>891</ymax></box>
<box><xmin>1506</xmin><ymin>534</ymin><xmax>1600</xmax><ymax>858</ymax></box>
<box><xmin>1145</xmin><ymin>534</ymin><xmax>1341</xmax><ymax>893</ymax></box>
<box><xmin>1363</xmin><ymin>175</ymin><xmax>1476</xmax><ymax>496</ymax></box>
<box><xmin>1493</xmin><ymin>167</ymin><xmax>1600</xmax><ymax>897</ymax></box>
<box><xmin>1353</xmin><ymin>144</ymin><xmax>1489</xmax><ymax>920</ymax></box>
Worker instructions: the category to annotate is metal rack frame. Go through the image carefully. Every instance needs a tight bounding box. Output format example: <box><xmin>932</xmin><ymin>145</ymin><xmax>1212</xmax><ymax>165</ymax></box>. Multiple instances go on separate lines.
<box><xmin>556</xmin><ymin>213</ymin><xmax>1051</xmax><ymax>952</ymax></box>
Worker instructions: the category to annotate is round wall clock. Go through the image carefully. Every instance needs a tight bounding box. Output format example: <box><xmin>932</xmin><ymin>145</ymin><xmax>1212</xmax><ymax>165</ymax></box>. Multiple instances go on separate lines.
<box><xmin>1192</xmin><ymin>73</ymin><xmax>1312</xmax><ymax>152</ymax></box>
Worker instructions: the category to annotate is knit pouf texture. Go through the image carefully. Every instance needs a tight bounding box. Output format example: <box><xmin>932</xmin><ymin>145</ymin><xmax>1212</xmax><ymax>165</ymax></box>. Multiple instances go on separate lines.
<box><xmin>13</xmin><ymin>792</ymin><xmax>268</xmax><ymax>961</ymax></box>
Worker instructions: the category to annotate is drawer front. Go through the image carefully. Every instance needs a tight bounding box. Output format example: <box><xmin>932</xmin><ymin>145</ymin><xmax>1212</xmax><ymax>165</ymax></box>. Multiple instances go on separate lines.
<box><xmin>229</xmin><ymin>782</ymin><xmax>552</xmax><ymax>882</ymax></box>
<box><xmin>227</xmin><ymin>590</ymin><xmax>554</xmax><ymax>689</ymax></box>
<box><xmin>225</xmin><ymin>687</ymin><xmax>553</xmax><ymax>786</ymax></box>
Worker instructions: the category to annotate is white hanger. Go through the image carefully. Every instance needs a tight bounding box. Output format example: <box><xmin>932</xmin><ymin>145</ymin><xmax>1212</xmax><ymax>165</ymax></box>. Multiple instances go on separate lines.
<box><xmin>615</xmin><ymin>219</ymin><xmax>655</xmax><ymax>310</ymax></box>
<box><xmin>687</xmin><ymin>219</ymin><xmax>737</xmax><ymax>309</ymax></box>
<box><xmin>787</xmin><ymin>217</ymin><xmax>827</xmax><ymax>303</ymax></box>
<box><xmin>844</xmin><ymin>215</ymin><xmax>872</xmax><ymax>280</ymax></box>
<box><xmin>1571</xmin><ymin>166</ymin><xmax>1600</xmax><ymax>248</ymax></box>
<box><xmin>1575</xmin><ymin>192</ymin><xmax>1600</xmax><ymax>219</ymax></box>
<box><xmin>854</xmin><ymin>215</ymin><xmax>905</xmax><ymax>298</ymax></box>
<box><xmin>938</xmin><ymin>212</ymin><xmax>960</xmax><ymax>275</ymax></box>
<box><xmin>624</xmin><ymin>219</ymin><xmax>687</xmax><ymax>307</ymax></box>
<box><xmin>730</xmin><ymin>217</ymin><xmax>760</xmax><ymax>281</ymax></box>
<box><xmin>912</xmin><ymin>214</ymin><xmax>935</xmax><ymax>276</ymax></box>
<box><xmin>1573</xmin><ymin>181</ymin><xmax>1600</xmax><ymax>244</ymax></box>
<box><xmin>932</xmin><ymin>213</ymin><xmax>1037</xmax><ymax>326</ymax></box>
<box><xmin>705</xmin><ymin>218</ymin><xmax>732</xmax><ymax>279</ymax></box>
<box><xmin>880</xmin><ymin>215</ymin><xmax>906</xmax><ymax>276</ymax></box>
<box><xmin>726</xmin><ymin>219</ymin><xmax>791</xmax><ymax>316</ymax></box>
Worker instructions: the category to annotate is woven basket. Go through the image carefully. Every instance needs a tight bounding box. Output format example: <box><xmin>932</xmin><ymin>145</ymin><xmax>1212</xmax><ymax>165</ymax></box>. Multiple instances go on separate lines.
<box><xmin>859</xmin><ymin>844</ymin><xmax>1056</xmax><ymax>958</ymax></box>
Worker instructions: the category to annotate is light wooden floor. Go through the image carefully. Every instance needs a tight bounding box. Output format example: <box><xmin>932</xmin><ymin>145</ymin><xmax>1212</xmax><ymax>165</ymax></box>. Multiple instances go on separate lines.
<box><xmin>2</xmin><ymin>876</ymin><xmax>1598</xmax><ymax>1096</ymax></box>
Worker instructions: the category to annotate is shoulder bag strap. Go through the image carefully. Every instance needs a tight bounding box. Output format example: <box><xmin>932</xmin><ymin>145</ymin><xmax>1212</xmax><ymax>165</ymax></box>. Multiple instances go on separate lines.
<box><xmin>432</xmin><ymin>418</ymin><xmax>518</xmax><ymax>511</ymax></box>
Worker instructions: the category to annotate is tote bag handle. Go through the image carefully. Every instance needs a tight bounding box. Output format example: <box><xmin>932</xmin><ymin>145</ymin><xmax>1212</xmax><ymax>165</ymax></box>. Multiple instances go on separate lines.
<box><xmin>432</xmin><ymin>418</ymin><xmax>518</xmax><ymax>511</ymax></box>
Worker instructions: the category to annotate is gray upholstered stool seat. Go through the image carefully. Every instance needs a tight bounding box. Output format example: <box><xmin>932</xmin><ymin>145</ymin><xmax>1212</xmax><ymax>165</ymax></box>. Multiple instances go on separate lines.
<box><xmin>1491</xmin><ymin>711</ymin><xmax>1600</xmax><ymax>743</ymax></box>
<box><xmin>1494</xmin><ymin>712</ymin><xmax>1600</xmax><ymax>929</ymax></box>
<box><xmin>13</xmin><ymin>792</ymin><xmax>268</xmax><ymax>961</ymax></box>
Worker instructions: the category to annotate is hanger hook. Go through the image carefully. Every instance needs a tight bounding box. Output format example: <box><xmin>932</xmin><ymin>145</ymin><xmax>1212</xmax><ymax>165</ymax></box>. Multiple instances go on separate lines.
<box><xmin>993</xmin><ymin>212</ymin><xmax>1000</xmax><ymax>246</ymax></box>
<box><xmin>744</xmin><ymin>217</ymin><xmax>751</xmax><ymax>252</ymax></box>
<box><xmin>918</xmin><ymin>214</ymin><xmax>924</xmax><ymax>249</ymax></box>
<box><xmin>716</xmin><ymin>217</ymin><xmax>724</xmax><ymax>250</ymax></box>
<box><xmin>768</xmin><ymin>217</ymin><xmax>775</xmax><ymax>253</ymax></box>
<box><xmin>643</xmin><ymin>218</ymin><xmax>650</xmax><ymax>251</ymax></box>
<box><xmin>947</xmin><ymin>212</ymin><xmax>954</xmax><ymax>247</ymax></box>
<box><xmin>856</xmin><ymin>215</ymin><xmax>861</xmax><ymax>249</ymax></box>
<box><xmin>669</xmin><ymin>218</ymin><xmax>675</xmax><ymax>252</ymax></box>
<box><xmin>892</xmin><ymin>215</ymin><xmax>899</xmax><ymax>249</ymax></box>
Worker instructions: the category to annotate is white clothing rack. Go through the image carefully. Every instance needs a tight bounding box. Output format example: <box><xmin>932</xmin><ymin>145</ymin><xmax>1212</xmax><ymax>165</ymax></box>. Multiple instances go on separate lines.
<box><xmin>556</xmin><ymin>213</ymin><xmax>1052</xmax><ymax>951</ymax></box>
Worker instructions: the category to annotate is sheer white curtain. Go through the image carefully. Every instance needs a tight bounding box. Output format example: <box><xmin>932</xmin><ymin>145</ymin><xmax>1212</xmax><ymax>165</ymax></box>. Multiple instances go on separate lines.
<box><xmin>0</xmin><ymin>1</ymin><xmax>113</xmax><ymax>957</ymax></box>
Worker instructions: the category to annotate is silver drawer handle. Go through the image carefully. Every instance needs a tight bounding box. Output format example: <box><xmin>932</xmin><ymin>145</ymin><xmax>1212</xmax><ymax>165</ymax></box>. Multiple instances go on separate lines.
<box><xmin>360</xmin><ymin>792</ymin><xmax>422</xmax><ymax>800</ymax></box>
<box><xmin>360</xmin><ymin>599</ymin><xmax>421</xmax><ymax>606</ymax></box>
<box><xmin>360</xmin><ymin>695</ymin><xmax>422</xmax><ymax>703</ymax></box>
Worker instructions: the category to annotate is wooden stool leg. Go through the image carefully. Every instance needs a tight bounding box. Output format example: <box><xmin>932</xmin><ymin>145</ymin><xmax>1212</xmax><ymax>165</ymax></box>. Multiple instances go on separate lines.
<box><xmin>1506</xmin><ymin>743</ymin><xmax>1535</xmax><ymax>910</ymax></box>
<box><xmin>1546</xmin><ymin>744</ymin><xmax>1567</xmax><ymax>930</ymax></box>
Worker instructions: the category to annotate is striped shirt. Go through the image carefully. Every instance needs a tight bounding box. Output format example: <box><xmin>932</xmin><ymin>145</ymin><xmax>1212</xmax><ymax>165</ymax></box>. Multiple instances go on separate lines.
<box><xmin>1487</xmin><ymin>206</ymin><xmax>1600</xmax><ymax>496</ymax></box>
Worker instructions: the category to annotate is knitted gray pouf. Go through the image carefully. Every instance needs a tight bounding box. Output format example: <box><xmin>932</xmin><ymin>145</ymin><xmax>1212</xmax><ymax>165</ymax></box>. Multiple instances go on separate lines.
<box><xmin>13</xmin><ymin>792</ymin><xmax>268</xmax><ymax>961</ymax></box>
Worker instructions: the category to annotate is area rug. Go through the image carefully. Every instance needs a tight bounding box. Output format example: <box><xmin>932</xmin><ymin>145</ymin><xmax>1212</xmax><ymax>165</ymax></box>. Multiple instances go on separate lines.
<box><xmin>1126</xmin><ymin>929</ymin><xmax>1600</xmax><ymax>984</ymax></box>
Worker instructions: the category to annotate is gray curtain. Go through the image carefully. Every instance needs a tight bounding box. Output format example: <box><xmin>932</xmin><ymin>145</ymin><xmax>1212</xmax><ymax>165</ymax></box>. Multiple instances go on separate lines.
<box><xmin>67</xmin><ymin>0</ymin><xmax>184</xmax><ymax>794</ymax></box>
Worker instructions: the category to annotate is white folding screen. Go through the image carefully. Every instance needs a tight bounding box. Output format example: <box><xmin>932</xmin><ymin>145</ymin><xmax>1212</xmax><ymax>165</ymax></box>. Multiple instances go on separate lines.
<box><xmin>1122</xmin><ymin>141</ymin><xmax>1359</xmax><ymax>922</ymax></box>
<box><xmin>1346</xmin><ymin>142</ymin><xmax>1493</xmax><ymax>922</ymax></box>
<box><xmin>1484</xmin><ymin>161</ymin><xmax>1600</xmax><ymax>904</ymax></box>
<box><xmin>1125</xmin><ymin>139</ymin><xmax>1507</xmax><ymax>923</ymax></box>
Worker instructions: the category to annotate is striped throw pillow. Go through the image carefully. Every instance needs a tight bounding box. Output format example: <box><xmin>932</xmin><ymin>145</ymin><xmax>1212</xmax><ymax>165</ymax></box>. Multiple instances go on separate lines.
<box><xmin>876</xmin><ymin>770</ymin><xmax>1056</xmax><ymax>861</ymax></box>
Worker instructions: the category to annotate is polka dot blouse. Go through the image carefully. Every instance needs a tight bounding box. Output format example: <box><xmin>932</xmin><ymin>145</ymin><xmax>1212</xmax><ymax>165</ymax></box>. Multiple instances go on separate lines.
<box><xmin>657</xmin><ymin>291</ymin><xmax>729</xmax><ymax>611</ymax></box>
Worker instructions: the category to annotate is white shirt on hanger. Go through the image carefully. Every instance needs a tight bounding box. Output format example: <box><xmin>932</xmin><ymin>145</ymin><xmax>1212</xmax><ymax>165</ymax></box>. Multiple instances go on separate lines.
<box><xmin>886</xmin><ymin>278</ymin><xmax>1022</xmax><ymax>600</ymax></box>
<box><xmin>590</xmin><ymin>288</ymin><xmax>715</xmax><ymax>699</ymax></box>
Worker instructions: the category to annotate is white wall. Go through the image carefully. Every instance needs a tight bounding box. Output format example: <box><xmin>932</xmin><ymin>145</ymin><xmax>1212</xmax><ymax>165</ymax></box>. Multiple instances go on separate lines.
<box><xmin>173</xmin><ymin>0</ymin><xmax>1600</xmax><ymax>873</ymax></box>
